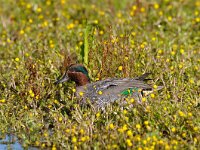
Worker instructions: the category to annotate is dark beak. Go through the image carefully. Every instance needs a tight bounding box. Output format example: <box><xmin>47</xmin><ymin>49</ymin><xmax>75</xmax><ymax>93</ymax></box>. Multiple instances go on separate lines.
<box><xmin>54</xmin><ymin>73</ymin><xmax>69</xmax><ymax>85</ymax></box>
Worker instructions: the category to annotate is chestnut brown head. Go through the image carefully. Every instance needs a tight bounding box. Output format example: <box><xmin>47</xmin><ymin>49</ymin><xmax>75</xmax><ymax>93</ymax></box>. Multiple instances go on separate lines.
<box><xmin>55</xmin><ymin>64</ymin><xmax>90</xmax><ymax>86</ymax></box>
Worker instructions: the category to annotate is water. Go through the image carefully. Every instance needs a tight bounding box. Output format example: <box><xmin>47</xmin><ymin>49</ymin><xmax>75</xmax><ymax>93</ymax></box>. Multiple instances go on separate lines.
<box><xmin>0</xmin><ymin>134</ymin><xmax>38</xmax><ymax>150</ymax></box>
<box><xmin>0</xmin><ymin>134</ymin><xmax>23</xmax><ymax>150</ymax></box>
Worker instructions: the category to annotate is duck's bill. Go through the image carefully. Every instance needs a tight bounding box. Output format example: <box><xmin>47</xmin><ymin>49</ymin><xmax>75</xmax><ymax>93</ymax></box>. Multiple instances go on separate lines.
<box><xmin>54</xmin><ymin>73</ymin><xmax>69</xmax><ymax>85</ymax></box>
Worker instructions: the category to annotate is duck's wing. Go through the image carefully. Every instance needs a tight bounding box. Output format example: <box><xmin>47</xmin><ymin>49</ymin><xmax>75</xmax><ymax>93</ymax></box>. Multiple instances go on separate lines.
<box><xmin>98</xmin><ymin>79</ymin><xmax>152</xmax><ymax>96</ymax></box>
<box><xmin>90</xmin><ymin>73</ymin><xmax>152</xmax><ymax>91</ymax></box>
<box><xmin>95</xmin><ymin>73</ymin><xmax>153</xmax><ymax>90</ymax></box>
<box><xmin>80</xmin><ymin>74</ymin><xmax>163</xmax><ymax>107</ymax></box>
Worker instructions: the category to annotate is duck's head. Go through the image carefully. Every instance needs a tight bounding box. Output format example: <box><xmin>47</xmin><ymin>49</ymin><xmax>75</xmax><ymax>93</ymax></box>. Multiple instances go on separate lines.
<box><xmin>55</xmin><ymin>64</ymin><xmax>90</xmax><ymax>86</ymax></box>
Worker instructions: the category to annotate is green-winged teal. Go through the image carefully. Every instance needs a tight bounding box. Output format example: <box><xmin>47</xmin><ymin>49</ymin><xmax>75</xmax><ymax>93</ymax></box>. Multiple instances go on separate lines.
<box><xmin>55</xmin><ymin>64</ymin><xmax>163</xmax><ymax>108</ymax></box>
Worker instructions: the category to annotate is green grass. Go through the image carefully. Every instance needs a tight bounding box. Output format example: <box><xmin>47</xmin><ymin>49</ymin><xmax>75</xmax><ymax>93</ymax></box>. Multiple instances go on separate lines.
<box><xmin>0</xmin><ymin>0</ymin><xmax>200</xmax><ymax>149</ymax></box>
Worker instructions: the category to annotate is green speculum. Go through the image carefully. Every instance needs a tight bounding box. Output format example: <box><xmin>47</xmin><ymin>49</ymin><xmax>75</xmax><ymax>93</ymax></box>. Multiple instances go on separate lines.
<box><xmin>121</xmin><ymin>87</ymin><xmax>140</xmax><ymax>96</ymax></box>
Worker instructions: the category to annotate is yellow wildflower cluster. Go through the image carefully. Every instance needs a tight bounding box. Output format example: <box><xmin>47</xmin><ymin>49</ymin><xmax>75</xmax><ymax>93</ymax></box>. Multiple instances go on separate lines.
<box><xmin>29</xmin><ymin>89</ymin><xmax>35</xmax><ymax>98</ymax></box>
<box><xmin>0</xmin><ymin>99</ymin><xmax>6</xmax><ymax>103</ymax></box>
<box><xmin>118</xmin><ymin>124</ymin><xmax>128</xmax><ymax>133</ymax></box>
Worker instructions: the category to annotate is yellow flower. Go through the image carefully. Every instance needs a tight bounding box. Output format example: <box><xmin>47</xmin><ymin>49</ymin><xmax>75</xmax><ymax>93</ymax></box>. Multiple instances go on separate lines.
<box><xmin>112</xmin><ymin>144</ymin><xmax>118</xmax><ymax>148</ymax></box>
<box><xmin>72</xmin><ymin>137</ymin><xmax>77</xmax><ymax>143</ymax></box>
<box><xmin>24</xmin><ymin>105</ymin><xmax>28</xmax><ymax>109</ymax></box>
<box><xmin>165</xmin><ymin>144</ymin><xmax>170</xmax><ymax>150</ymax></box>
<box><xmin>159</xmin><ymin>140</ymin><xmax>163</xmax><ymax>144</ymax></box>
<box><xmin>99</xmin><ymin>11</ymin><xmax>105</xmax><ymax>16</ymax></box>
<box><xmin>98</xmin><ymin>91</ymin><xmax>103</xmax><ymax>95</ymax></box>
<box><xmin>43</xmin><ymin>21</ymin><xmax>48</xmax><ymax>27</ymax></box>
<box><xmin>96</xmin><ymin>112</ymin><xmax>100</xmax><ymax>118</ymax></box>
<box><xmin>130</xmin><ymin>98</ymin><xmax>134</xmax><ymax>103</ymax></box>
<box><xmin>54</xmin><ymin>99</ymin><xmax>59</xmax><ymax>104</ymax></box>
<box><xmin>72</xmin><ymin>88</ymin><xmax>76</xmax><ymax>93</ymax></box>
<box><xmin>158</xmin><ymin>49</ymin><xmax>163</xmax><ymax>54</ymax></box>
<box><xmin>15</xmin><ymin>57</ymin><xmax>20</xmax><ymax>62</ymax></box>
<box><xmin>29</xmin><ymin>90</ymin><xmax>35</xmax><ymax>98</ymax></box>
<box><xmin>195</xmin><ymin>10</ymin><xmax>199</xmax><ymax>16</ymax></box>
<box><xmin>58</xmin><ymin>117</ymin><xmax>62</xmax><ymax>122</ymax></box>
<box><xmin>195</xmin><ymin>17</ymin><xmax>200</xmax><ymax>22</ymax></box>
<box><xmin>80</xmin><ymin>129</ymin><xmax>85</xmax><ymax>134</ymax></box>
<box><xmin>153</xmin><ymin>85</ymin><xmax>158</xmax><ymax>89</ymax></box>
<box><xmin>147</xmin><ymin>137</ymin><xmax>151</xmax><ymax>142</ymax></box>
<box><xmin>171</xmin><ymin>51</ymin><xmax>176</xmax><ymax>56</ymax></box>
<box><xmin>182</xmin><ymin>132</ymin><xmax>186</xmax><ymax>138</ymax></box>
<box><xmin>194</xmin><ymin>137</ymin><xmax>197</xmax><ymax>143</ymax></box>
<box><xmin>99</xmin><ymin>30</ymin><xmax>104</xmax><ymax>35</ymax></box>
<box><xmin>125</xmin><ymin>117</ymin><xmax>129</xmax><ymax>121</ymax></box>
<box><xmin>122</xmin><ymin>124</ymin><xmax>128</xmax><ymax>131</ymax></box>
<box><xmin>26</xmin><ymin>4</ymin><xmax>31</xmax><ymax>9</ymax></box>
<box><xmin>178</xmin><ymin>64</ymin><xmax>183</xmax><ymax>69</ymax></box>
<box><xmin>168</xmin><ymin>16</ymin><xmax>172</xmax><ymax>21</ymax></box>
<box><xmin>79</xmin><ymin>41</ymin><xmax>83</xmax><ymax>46</ymax></box>
<box><xmin>44</xmin><ymin>132</ymin><xmax>48</xmax><ymax>137</ymax></box>
<box><xmin>140</xmin><ymin>44</ymin><xmax>145</xmax><ymax>48</ymax></box>
<box><xmin>150</xmin><ymin>93</ymin><xmax>155</xmax><ymax>98</ymax></box>
<box><xmin>46</xmin><ymin>1</ymin><xmax>51</xmax><ymax>5</ymax></box>
<box><xmin>126</xmin><ymin>139</ymin><xmax>133</xmax><ymax>147</ymax></box>
<box><xmin>19</xmin><ymin>30</ymin><xmax>24</xmax><ymax>35</ymax></box>
<box><xmin>118</xmin><ymin>128</ymin><xmax>123</xmax><ymax>133</ymax></box>
<box><xmin>171</xmin><ymin>127</ymin><xmax>176</xmax><ymax>133</ymax></box>
<box><xmin>79</xmin><ymin>92</ymin><xmax>84</xmax><ymax>96</ymax></box>
<box><xmin>189</xmin><ymin>78</ymin><xmax>194</xmax><ymax>84</ymax></box>
<box><xmin>37</xmin><ymin>7</ymin><xmax>42</xmax><ymax>13</ymax></box>
<box><xmin>65</xmin><ymin>129</ymin><xmax>70</xmax><ymax>133</ymax></box>
<box><xmin>136</xmin><ymin>124</ymin><xmax>141</xmax><ymax>130</ymax></box>
<box><xmin>136</xmin><ymin>135</ymin><xmax>141</xmax><ymax>141</ymax></box>
<box><xmin>187</xmin><ymin>112</ymin><xmax>192</xmax><ymax>117</ymax></box>
<box><xmin>67</xmin><ymin>23</ymin><xmax>75</xmax><ymax>30</ymax></box>
<box><xmin>35</xmin><ymin>141</ymin><xmax>40</xmax><ymax>146</ymax></box>
<box><xmin>50</xmin><ymin>43</ymin><xmax>54</xmax><ymax>48</ymax></box>
<box><xmin>127</xmin><ymin>130</ymin><xmax>133</xmax><ymax>137</ymax></box>
<box><xmin>159</xmin><ymin>11</ymin><xmax>163</xmax><ymax>16</ymax></box>
<box><xmin>117</xmin><ymin>12</ymin><xmax>122</xmax><ymax>18</ymax></box>
<box><xmin>132</xmin><ymin>5</ymin><xmax>137</xmax><ymax>11</ymax></box>
<box><xmin>0</xmin><ymin>99</ymin><xmax>6</xmax><ymax>103</ymax></box>
<box><xmin>142</xmin><ymin>97</ymin><xmax>146</xmax><ymax>102</ymax></box>
<box><xmin>171</xmin><ymin>140</ymin><xmax>178</xmax><ymax>145</ymax></box>
<box><xmin>131</xmin><ymin>32</ymin><xmax>136</xmax><ymax>36</ymax></box>
<box><xmin>164</xmin><ymin>107</ymin><xmax>167</xmax><ymax>111</ymax></box>
<box><xmin>152</xmin><ymin>37</ymin><xmax>156</xmax><ymax>41</ymax></box>
<box><xmin>81</xmin><ymin>137</ymin><xmax>86</xmax><ymax>142</ymax></box>
<box><xmin>61</xmin><ymin>0</ymin><xmax>65</xmax><ymax>4</ymax></box>
<box><xmin>125</xmin><ymin>56</ymin><xmax>129</xmax><ymax>61</ymax></box>
<box><xmin>144</xmin><ymin>121</ymin><xmax>149</xmax><ymax>125</ymax></box>
<box><xmin>180</xmin><ymin>49</ymin><xmax>184</xmax><ymax>54</ymax></box>
<box><xmin>154</xmin><ymin>3</ymin><xmax>159</xmax><ymax>9</ymax></box>
<box><xmin>118</xmin><ymin>66</ymin><xmax>123</xmax><ymax>71</ymax></box>
<box><xmin>178</xmin><ymin>111</ymin><xmax>185</xmax><ymax>117</ymax></box>
<box><xmin>52</xmin><ymin>144</ymin><xmax>57</xmax><ymax>150</ymax></box>
<box><xmin>7</xmin><ymin>38</ymin><xmax>11</xmax><ymax>43</ymax></box>
<box><xmin>143</xmin><ymin>140</ymin><xmax>147</xmax><ymax>145</ymax></box>
<box><xmin>140</xmin><ymin>7</ymin><xmax>145</xmax><ymax>12</ymax></box>
<box><xmin>123</xmin><ymin>110</ymin><xmax>127</xmax><ymax>115</ymax></box>
<box><xmin>193</xmin><ymin>126</ymin><xmax>198</xmax><ymax>132</ymax></box>
<box><xmin>109</xmin><ymin>123</ymin><xmax>114</xmax><ymax>129</ymax></box>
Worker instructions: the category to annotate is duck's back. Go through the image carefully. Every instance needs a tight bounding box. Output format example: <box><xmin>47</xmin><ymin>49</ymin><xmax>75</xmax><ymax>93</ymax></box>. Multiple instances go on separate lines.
<box><xmin>76</xmin><ymin>77</ymin><xmax>153</xmax><ymax>107</ymax></box>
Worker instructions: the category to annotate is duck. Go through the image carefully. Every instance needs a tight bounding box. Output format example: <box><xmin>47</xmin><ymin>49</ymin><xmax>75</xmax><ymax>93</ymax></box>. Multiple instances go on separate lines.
<box><xmin>55</xmin><ymin>64</ymin><xmax>163</xmax><ymax>108</ymax></box>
